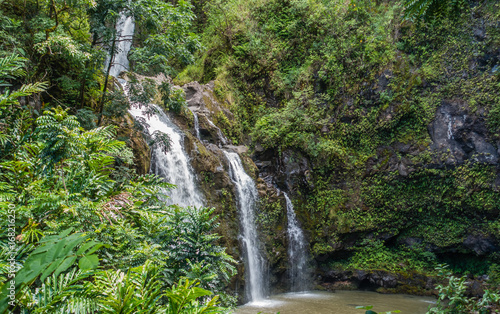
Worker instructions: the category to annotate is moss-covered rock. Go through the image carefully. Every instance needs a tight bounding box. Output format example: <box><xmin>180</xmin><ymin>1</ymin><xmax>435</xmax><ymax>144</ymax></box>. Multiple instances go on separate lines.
<box><xmin>116</xmin><ymin>113</ymin><xmax>151</xmax><ymax>175</ymax></box>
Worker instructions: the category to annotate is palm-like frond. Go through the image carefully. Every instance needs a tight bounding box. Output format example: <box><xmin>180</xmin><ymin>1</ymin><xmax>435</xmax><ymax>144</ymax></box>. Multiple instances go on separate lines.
<box><xmin>31</xmin><ymin>268</ymin><xmax>97</xmax><ymax>314</ymax></box>
<box><xmin>403</xmin><ymin>0</ymin><xmax>467</xmax><ymax>21</ymax></box>
<box><xmin>0</xmin><ymin>82</ymin><xmax>48</xmax><ymax>108</ymax></box>
<box><xmin>92</xmin><ymin>261</ymin><xmax>165</xmax><ymax>314</ymax></box>
<box><xmin>0</xmin><ymin>54</ymin><xmax>27</xmax><ymax>85</ymax></box>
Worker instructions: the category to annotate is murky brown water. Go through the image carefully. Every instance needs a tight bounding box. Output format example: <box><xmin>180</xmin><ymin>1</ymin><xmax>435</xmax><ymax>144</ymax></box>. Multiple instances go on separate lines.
<box><xmin>235</xmin><ymin>290</ymin><xmax>436</xmax><ymax>314</ymax></box>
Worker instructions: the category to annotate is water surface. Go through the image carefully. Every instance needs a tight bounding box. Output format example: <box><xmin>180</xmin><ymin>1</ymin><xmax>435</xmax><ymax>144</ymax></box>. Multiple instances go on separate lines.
<box><xmin>236</xmin><ymin>291</ymin><xmax>435</xmax><ymax>314</ymax></box>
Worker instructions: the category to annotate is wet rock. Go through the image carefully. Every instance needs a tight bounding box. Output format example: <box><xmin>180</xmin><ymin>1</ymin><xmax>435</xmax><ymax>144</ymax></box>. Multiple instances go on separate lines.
<box><xmin>255</xmin><ymin>161</ymin><xmax>272</xmax><ymax>169</ymax></box>
<box><xmin>428</xmin><ymin>103</ymin><xmax>498</xmax><ymax>164</ymax></box>
<box><xmin>254</xmin><ymin>143</ymin><xmax>265</xmax><ymax>153</ymax></box>
<box><xmin>277</xmin><ymin>150</ymin><xmax>312</xmax><ymax>191</ymax></box>
<box><xmin>325</xmin><ymin>270</ymin><xmax>352</xmax><ymax>281</ymax></box>
<box><xmin>375</xmin><ymin>70</ymin><xmax>393</xmax><ymax>93</ymax></box>
<box><xmin>463</xmin><ymin>234</ymin><xmax>498</xmax><ymax>255</ymax></box>
<box><xmin>225</xmin><ymin>145</ymin><xmax>249</xmax><ymax>155</ymax></box>
<box><xmin>473</xmin><ymin>28</ymin><xmax>486</xmax><ymax>41</ymax></box>
<box><xmin>183</xmin><ymin>81</ymin><xmax>205</xmax><ymax>110</ymax></box>
<box><xmin>370</xmin><ymin>272</ymin><xmax>397</xmax><ymax>288</ymax></box>
<box><xmin>398</xmin><ymin>162</ymin><xmax>408</xmax><ymax>176</ymax></box>
<box><xmin>116</xmin><ymin>113</ymin><xmax>151</xmax><ymax>175</ymax></box>
<box><xmin>394</xmin><ymin>142</ymin><xmax>412</xmax><ymax>154</ymax></box>
<box><xmin>469</xmin><ymin>132</ymin><xmax>498</xmax><ymax>163</ymax></box>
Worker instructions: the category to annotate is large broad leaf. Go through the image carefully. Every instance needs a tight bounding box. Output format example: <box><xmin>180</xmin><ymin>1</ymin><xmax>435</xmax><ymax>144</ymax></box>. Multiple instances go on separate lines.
<box><xmin>0</xmin><ymin>229</ymin><xmax>103</xmax><ymax>313</ymax></box>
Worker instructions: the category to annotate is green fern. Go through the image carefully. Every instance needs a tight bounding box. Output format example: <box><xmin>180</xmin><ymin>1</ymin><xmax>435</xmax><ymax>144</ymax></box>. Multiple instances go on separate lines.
<box><xmin>30</xmin><ymin>268</ymin><xmax>97</xmax><ymax>314</ymax></box>
<box><xmin>403</xmin><ymin>0</ymin><xmax>468</xmax><ymax>21</ymax></box>
<box><xmin>0</xmin><ymin>54</ymin><xmax>26</xmax><ymax>86</ymax></box>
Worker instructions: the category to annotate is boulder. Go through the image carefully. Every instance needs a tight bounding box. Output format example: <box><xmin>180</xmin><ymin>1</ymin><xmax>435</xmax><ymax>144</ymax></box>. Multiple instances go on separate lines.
<box><xmin>183</xmin><ymin>81</ymin><xmax>205</xmax><ymax>110</ymax></box>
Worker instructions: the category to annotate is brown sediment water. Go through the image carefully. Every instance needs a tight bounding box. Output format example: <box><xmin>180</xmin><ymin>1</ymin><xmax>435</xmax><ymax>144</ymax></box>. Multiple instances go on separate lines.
<box><xmin>235</xmin><ymin>290</ymin><xmax>436</xmax><ymax>314</ymax></box>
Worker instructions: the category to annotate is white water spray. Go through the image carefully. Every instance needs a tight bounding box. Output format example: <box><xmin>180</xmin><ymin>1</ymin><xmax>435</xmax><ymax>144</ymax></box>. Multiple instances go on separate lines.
<box><xmin>108</xmin><ymin>12</ymin><xmax>135</xmax><ymax>78</ymax></box>
<box><xmin>284</xmin><ymin>193</ymin><xmax>309</xmax><ymax>291</ymax></box>
<box><xmin>130</xmin><ymin>104</ymin><xmax>204</xmax><ymax>208</ymax></box>
<box><xmin>224</xmin><ymin>151</ymin><xmax>267</xmax><ymax>302</ymax></box>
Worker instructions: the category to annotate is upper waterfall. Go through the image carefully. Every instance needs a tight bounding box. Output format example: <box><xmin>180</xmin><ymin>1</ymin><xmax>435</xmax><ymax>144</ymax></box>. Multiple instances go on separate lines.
<box><xmin>129</xmin><ymin>104</ymin><xmax>204</xmax><ymax>208</ymax></box>
<box><xmin>108</xmin><ymin>12</ymin><xmax>135</xmax><ymax>77</ymax></box>
<box><xmin>109</xmin><ymin>12</ymin><xmax>204</xmax><ymax>208</ymax></box>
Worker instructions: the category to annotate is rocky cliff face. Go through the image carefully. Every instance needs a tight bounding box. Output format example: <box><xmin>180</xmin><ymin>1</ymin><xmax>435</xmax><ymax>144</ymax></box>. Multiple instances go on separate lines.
<box><xmin>159</xmin><ymin>80</ymin><xmax>290</xmax><ymax>295</ymax></box>
<box><xmin>127</xmin><ymin>72</ymin><xmax>500</xmax><ymax>296</ymax></box>
<box><xmin>429</xmin><ymin>101</ymin><xmax>498</xmax><ymax>166</ymax></box>
<box><xmin>116</xmin><ymin>113</ymin><xmax>151</xmax><ymax>175</ymax></box>
<box><xmin>253</xmin><ymin>97</ymin><xmax>500</xmax><ymax>258</ymax></box>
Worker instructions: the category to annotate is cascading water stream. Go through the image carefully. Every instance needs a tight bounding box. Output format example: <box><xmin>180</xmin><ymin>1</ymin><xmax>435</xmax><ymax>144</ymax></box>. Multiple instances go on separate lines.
<box><xmin>109</xmin><ymin>12</ymin><xmax>204</xmax><ymax>208</ymax></box>
<box><xmin>130</xmin><ymin>104</ymin><xmax>204</xmax><ymax>208</ymax></box>
<box><xmin>110</xmin><ymin>10</ymin><xmax>269</xmax><ymax>299</ymax></box>
<box><xmin>107</xmin><ymin>12</ymin><xmax>135</xmax><ymax>78</ymax></box>
<box><xmin>224</xmin><ymin>151</ymin><xmax>267</xmax><ymax>302</ymax></box>
<box><xmin>206</xmin><ymin>116</ymin><xmax>228</xmax><ymax>145</ymax></box>
<box><xmin>191</xmin><ymin>109</ymin><xmax>201</xmax><ymax>140</ymax></box>
<box><xmin>284</xmin><ymin>193</ymin><xmax>309</xmax><ymax>292</ymax></box>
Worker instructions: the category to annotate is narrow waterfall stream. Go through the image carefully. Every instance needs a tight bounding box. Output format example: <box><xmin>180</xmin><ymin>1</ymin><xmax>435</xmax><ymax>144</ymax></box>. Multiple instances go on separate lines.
<box><xmin>191</xmin><ymin>109</ymin><xmax>201</xmax><ymax>139</ymax></box>
<box><xmin>206</xmin><ymin>116</ymin><xmax>228</xmax><ymax>145</ymax></box>
<box><xmin>284</xmin><ymin>193</ymin><xmax>309</xmax><ymax>291</ymax></box>
<box><xmin>109</xmin><ymin>12</ymin><xmax>204</xmax><ymax>208</ymax></box>
<box><xmin>224</xmin><ymin>151</ymin><xmax>267</xmax><ymax>303</ymax></box>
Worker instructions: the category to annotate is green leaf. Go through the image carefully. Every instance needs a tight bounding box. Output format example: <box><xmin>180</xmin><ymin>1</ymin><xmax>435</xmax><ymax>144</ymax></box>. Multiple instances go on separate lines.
<box><xmin>40</xmin><ymin>257</ymin><xmax>65</xmax><ymax>282</ymax></box>
<box><xmin>78</xmin><ymin>254</ymin><xmax>99</xmax><ymax>270</ymax></box>
<box><xmin>53</xmin><ymin>256</ymin><xmax>78</xmax><ymax>279</ymax></box>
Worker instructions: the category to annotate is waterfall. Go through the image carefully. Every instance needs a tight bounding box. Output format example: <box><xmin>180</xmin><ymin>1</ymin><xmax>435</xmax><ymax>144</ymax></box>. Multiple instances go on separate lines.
<box><xmin>284</xmin><ymin>193</ymin><xmax>309</xmax><ymax>292</ymax></box>
<box><xmin>206</xmin><ymin>117</ymin><xmax>228</xmax><ymax>145</ymax></box>
<box><xmin>224</xmin><ymin>151</ymin><xmax>267</xmax><ymax>302</ymax></box>
<box><xmin>191</xmin><ymin>109</ymin><xmax>201</xmax><ymax>139</ymax></box>
<box><xmin>109</xmin><ymin>13</ymin><xmax>204</xmax><ymax>208</ymax></box>
<box><xmin>130</xmin><ymin>105</ymin><xmax>204</xmax><ymax>208</ymax></box>
<box><xmin>108</xmin><ymin>12</ymin><xmax>135</xmax><ymax>78</ymax></box>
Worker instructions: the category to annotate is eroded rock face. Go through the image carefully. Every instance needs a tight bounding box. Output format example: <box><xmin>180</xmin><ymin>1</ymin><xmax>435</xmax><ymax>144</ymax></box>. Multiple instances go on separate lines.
<box><xmin>171</xmin><ymin>82</ymin><xmax>290</xmax><ymax>298</ymax></box>
<box><xmin>319</xmin><ymin>268</ymin><xmax>492</xmax><ymax>298</ymax></box>
<box><xmin>253</xmin><ymin>148</ymin><xmax>313</xmax><ymax>193</ymax></box>
<box><xmin>182</xmin><ymin>81</ymin><xmax>235</xmax><ymax>147</ymax></box>
<box><xmin>183</xmin><ymin>81</ymin><xmax>206</xmax><ymax>110</ymax></box>
<box><xmin>116</xmin><ymin>113</ymin><xmax>151</xmax><ymax>175</ymax></box>
<box><xmin>428</xmin><ymin>102</ymin><xmax>498</xmax><ymax>164</ymax></box>
<box><xmin>463</xmin><ymin>234</ymin><xmax>499</xmax><ymax>256</ymax></box>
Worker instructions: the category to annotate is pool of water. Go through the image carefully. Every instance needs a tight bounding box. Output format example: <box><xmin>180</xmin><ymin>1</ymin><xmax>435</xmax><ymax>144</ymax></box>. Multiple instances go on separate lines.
<box><xmin>236</xmin><ymin>290</ymin><xmax>436</xmax><ymax>314</ymax></box>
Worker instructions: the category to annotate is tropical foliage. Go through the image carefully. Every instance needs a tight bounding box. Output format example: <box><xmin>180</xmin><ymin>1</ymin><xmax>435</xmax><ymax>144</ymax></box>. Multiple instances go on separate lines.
<box><xmin>0</xmin><ymin>0</ymin><xmax>232</xmax><ymax>310</ymax></box>
<box><xmin>1</xmin><ymin>0</ymin><xmax>500</xmax><ymax>311</ymax></box>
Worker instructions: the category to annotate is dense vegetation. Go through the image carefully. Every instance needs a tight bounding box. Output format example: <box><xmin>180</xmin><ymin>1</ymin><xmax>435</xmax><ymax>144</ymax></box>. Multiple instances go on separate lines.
<box><xmin>1</xmin><ymin>0</ymin><xmax>500</xmax><ymax>312</ymax></box>
<box><xmin>0</xmin><ymin>0</ymin><xmax>233</xmax><ymax>312</ymax></box>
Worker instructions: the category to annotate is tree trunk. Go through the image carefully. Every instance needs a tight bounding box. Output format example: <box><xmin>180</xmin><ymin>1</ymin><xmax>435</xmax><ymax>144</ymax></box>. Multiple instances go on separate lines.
<box><xmin>97</xmin><ymin>32</ymin><xmax>117</xmax><ymax>126</ymax></box>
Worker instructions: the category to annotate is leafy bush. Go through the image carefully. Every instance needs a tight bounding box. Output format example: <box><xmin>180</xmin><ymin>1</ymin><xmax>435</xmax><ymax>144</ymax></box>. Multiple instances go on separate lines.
<box><xmin>427</xmin><ymin>265</ymin><xmax>500</xmax><ymax>314</ymax></box>
<box><xmin>159</xmin><ymin>81</ymin><xmax>188</xmax><ymax>115</ymax></box>
<box><xmin>0</xmin><ymin>103</ymin><xmax>235</xmax><ymax>312</ymax></box>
